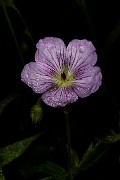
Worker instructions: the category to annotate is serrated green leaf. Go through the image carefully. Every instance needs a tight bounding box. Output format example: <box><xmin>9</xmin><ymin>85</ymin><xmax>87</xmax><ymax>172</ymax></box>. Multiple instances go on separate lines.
<box><xmin>0</xmin><ymin>133</ymin><xmax>43</xmax><ymax>168</ymax></box>
<box><xmin>77</xmin><ymin>130</ymin><xmax>120</xmax><ymax>173</ymax></box>
<box><xmin>78</xmin><ymin>141</ymin><xmax>111</xmax><ymax>173</ymax></box>
<box><xmin>0</xmin><ymin>92</ymin><xmax>20</xmax><ymax>116</ymax></box>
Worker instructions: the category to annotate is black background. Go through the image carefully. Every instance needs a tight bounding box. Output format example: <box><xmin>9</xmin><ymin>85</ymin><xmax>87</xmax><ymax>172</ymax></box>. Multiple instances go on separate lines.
<box><xmin>0</xmin><ymin>0</ymin><xmax>120</xmax><ymax>179</ymax></box>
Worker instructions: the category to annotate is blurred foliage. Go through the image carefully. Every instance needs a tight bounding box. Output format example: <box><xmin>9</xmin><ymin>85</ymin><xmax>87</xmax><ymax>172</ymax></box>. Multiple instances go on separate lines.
<box><xmin>0</xmin><ymin>0</ymin><xmax>14</xmax><ymax>7</ymax></box>
<box><xmin>0</xmin><ymin>92</ymin><xmax>20</xmax><ymax>116</ymax></box>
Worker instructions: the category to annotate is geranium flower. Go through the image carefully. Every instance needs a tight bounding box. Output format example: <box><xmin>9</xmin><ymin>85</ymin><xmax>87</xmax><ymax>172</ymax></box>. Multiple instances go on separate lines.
<box><xmin>21</xmin><ymin>37</ymin><xmax>102</xmax><ymax>107</ymax></box>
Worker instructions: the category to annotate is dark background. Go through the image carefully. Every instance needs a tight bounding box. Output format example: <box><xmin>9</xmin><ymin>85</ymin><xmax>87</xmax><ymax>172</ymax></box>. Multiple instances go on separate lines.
<box><xmin>0</xmin><ymin>0</ymin><xmax>120</xmax><ymax>179</ymax></box>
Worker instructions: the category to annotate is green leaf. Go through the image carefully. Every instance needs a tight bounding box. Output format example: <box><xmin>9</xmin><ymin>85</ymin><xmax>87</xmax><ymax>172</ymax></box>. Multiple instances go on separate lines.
<box><xmin>33</xmin><ymin>161</ymin><xmax>68</xmax><ymax>180</ymax></box>
<box><xmin>78</xmin><ymin>141</ymin><xmax>111</xmax><ymax>173</ymax></box>
<box><xmin>70</xmin><ymin>149</ymin><xmax>80</xmax><ymax>169</ymax></box>
<box><xmin>0</xmin><ymin>92</ymin><xmax>20</xmax><ymax>116</ymax></box>
<box><xmin>102</xmin><ymin>130</ymin><xmax>120</xmax><ymax>143</ymax></box>
<box><xmin>69</xmin><ymin>149</ymin><xmax>80</xmax><ymax>179</ymax></box>
<box><xmin>20</xmin><ymin>161</ymin><xmax>68</xmax><ymax>179</ymax></box>
<box><xmin>78</xmin><ymin>130</ymin><xmax>120</xmax><ymax>173</ymax></box>
<box><xmin>0</xmin><ymin>133</ymin><xmax>42</xmax><ymax>168</ymax></box>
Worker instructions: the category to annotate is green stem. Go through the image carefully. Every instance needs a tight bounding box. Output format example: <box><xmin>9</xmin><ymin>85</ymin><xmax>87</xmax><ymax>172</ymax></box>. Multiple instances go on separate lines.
<box><xmin>11</xmin><ymin>4</ymin><xmax>35</xmax><ymax>46</ymax></box>
<box><xmin>1</xmin><ymin>0</ymin><xmax>25</xmax><ymax>65</ymax></box>
<box><xmin>63</xmin><ymin>108</ymin><xmax>72</xmax><ymax>180</ymax></box>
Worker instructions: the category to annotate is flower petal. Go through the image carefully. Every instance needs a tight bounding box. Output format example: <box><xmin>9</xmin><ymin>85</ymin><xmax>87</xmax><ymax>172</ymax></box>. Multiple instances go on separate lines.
<box><xmin>66</xmin><ymin>39</ymin><xmax>97</xmax><ymax>73</ymax></box>
<box><xmin>72</xmin><ymin>66</ymin><xmax>102</xmax><ymax>97</ymax></box>
<box><xmin>21</xmin><ymin>62</ymin><xmax>55</xmax><ymax>93</ymax></box>
<box><xmin>35</xmin><ymin>37</ymin><xmax>66</xmax><ymax>73</ymax></box>
<box><xmin>41</xmin><ymin>87</ymin><xmax>78</xmax><ymax>107</ymax></box>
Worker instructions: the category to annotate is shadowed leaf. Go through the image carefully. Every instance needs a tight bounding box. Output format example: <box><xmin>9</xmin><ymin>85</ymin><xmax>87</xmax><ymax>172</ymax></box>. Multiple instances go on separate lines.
<box><xmin>0</xmin><ymin>92</ymin><xmax>20</xmax><ymax>116</ymax></box>
<box><xmin>70</xmin><ymin>149</ymin><xmax>80</xmax><ymax>169</ymax></box>
<box><xmin>0</xmin><ymin>133</ymin><xmax>43</xmax><ymax>168</ymax></box>
<box><xmin>78</xmin><ymin>130</ymin><xmax>120</xmax><ymax>173</ymax></box>
<box><xmin>75</xmin><ymin>0</ymin><xmax>86</xmax><ymax>10</ymax></box>
<box><xmin>39</xmin><ymin>177</ymin><xmax>52</xmax><ymax>180</ymax></box>
<box><xmin>31</xmin><ymin>161</ymin><xmax>68</xmax><ymax>180</ymax></box>
<box><xmin>102</xmin><ymin>130</ymin><xmax>120</xmax><ymax>143</ymax></box>
<box><xmin>103</xmin><ymin>21</ymin><xmax>120</xmax><ymax>53</ymax></box>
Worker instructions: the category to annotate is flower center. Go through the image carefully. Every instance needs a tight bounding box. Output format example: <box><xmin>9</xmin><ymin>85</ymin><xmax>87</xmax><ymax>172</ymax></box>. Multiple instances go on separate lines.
<box><xmin>54</xmin><ymin>67</ymin><xmax>73</xmax><ymax>87</ymax></box>
<box><xmin>61</xmin><ymin>71</ymin><xmax>66</xmax><ymax>81</ymax></box>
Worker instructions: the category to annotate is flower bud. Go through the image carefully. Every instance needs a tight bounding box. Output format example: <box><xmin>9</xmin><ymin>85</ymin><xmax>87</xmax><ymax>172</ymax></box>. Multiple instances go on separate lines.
<box><xmin>30</xmin><ymin>102</ymin><xmax>43</xmax><ymax>123</ymax></box>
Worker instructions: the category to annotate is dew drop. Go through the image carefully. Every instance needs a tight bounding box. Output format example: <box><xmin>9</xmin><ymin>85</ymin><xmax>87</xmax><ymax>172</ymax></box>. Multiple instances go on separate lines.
<box><xmin>79</xmin><ymin>46</ymin><xmax>84</xmax><ymax>53</ymax></box>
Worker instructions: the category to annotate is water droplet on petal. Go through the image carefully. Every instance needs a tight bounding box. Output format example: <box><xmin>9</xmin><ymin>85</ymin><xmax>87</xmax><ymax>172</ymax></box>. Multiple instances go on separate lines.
<box><xmin>79</xmin><ymin>46</ymin><xmax>84</xmax><ymax>53</ymax></box>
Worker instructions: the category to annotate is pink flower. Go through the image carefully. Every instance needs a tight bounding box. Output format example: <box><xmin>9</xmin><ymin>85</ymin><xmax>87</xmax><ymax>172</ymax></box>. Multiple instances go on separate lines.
<box><xmin>21</xmin><ymin>37</ymin><xmax>102</xmax><ymax>107</ymax></box>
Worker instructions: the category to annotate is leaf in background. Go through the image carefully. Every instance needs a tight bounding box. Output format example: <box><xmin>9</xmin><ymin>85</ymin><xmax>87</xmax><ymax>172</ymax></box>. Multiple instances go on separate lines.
<box><xmin>0</xmin><ymin>133</ymin><xmax>42</xmax><ymax>168</ymax></box>
<box><xmin>0</xmin><ymin>92</ymin><xmax>20</xmax><ymax>116</ymax></box>
<box><xmin>0</xmin><ymin>0</ymin><xmax>14</xmax><ymax>7</ymax></box>
<box><xmin>39</xmin><ymin>177</ymin><xmax>52</xmax><ymax>180</ymax></box>
<box><xmin>70</xmin><ymin>149</ymin><xmax>80</xmax><ymax>169</ymax></box>
<box><xmin>70</xmin><ymin>149</ymin><xmax>80</xmax><ymax>179</ymax></box>
<box><xmin>78</xmin><ymin>141</ymin><xmax>111</xmax><ymax>173</ymax></box>
<box><xmin>75</xmin><ymin>0</ymin><xmax>97</xmax><ymax>45</ymax></box>
<box><xmin>75</xmin><ymin>0</ymin><xmax>86</xmax><ymax>10</ymax></box>
<box><xmin>102</xmin><ymin>21</ymin><xmax>120</xmax><ymax>53</ymax></box>
<box><xmin>32</xmin><ymin>161</ymin><xmax>68</xmax><ymax>180</ymax></box>
<box><xmin>102</xmin><ymin>130</ymin><xmax>120</xmax><ymax>143</ymax></box>
<box><xmin>78</xmin><ymin>130</ymin><xmax>120</xmax><ymax>173</ymax></box>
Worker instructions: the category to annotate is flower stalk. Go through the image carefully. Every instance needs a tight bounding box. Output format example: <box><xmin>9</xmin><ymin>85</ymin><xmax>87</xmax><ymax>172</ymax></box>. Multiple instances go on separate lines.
<box><xmin>64</xmin><ymin>107</ymin><xmax>72</xmax><ymax>180</ymax></box>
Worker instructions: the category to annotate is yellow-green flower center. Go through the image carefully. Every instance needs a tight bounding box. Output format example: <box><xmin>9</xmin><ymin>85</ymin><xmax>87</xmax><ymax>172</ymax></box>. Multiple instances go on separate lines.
<box><xmin>54</xmin><ymin>67</ymin><xmax>73</xmax><ymax>87</ymax></box>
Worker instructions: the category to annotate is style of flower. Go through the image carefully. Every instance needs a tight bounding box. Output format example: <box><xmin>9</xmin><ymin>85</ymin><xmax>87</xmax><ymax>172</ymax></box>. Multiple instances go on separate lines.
<box><xmin>21</xmin><ymin>37</ymin><xmax>102</xmax><ymax>107</ymax></box>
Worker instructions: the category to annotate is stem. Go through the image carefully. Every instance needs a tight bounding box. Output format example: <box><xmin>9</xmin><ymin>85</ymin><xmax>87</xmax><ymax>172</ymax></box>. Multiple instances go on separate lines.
<box><xmin>12</xmin><ymin>4</ymin><xmax>35</xmax><ymax>46</ymax></box>
<box><xmin>63</xmin><ymin>108</ymin><xmax>72</xmax><ymax>180</ymax></box>
<box><xmin>1</xmin><ymin>0</ymin><xmax>25</xmax><ymax>65</ymax></box>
